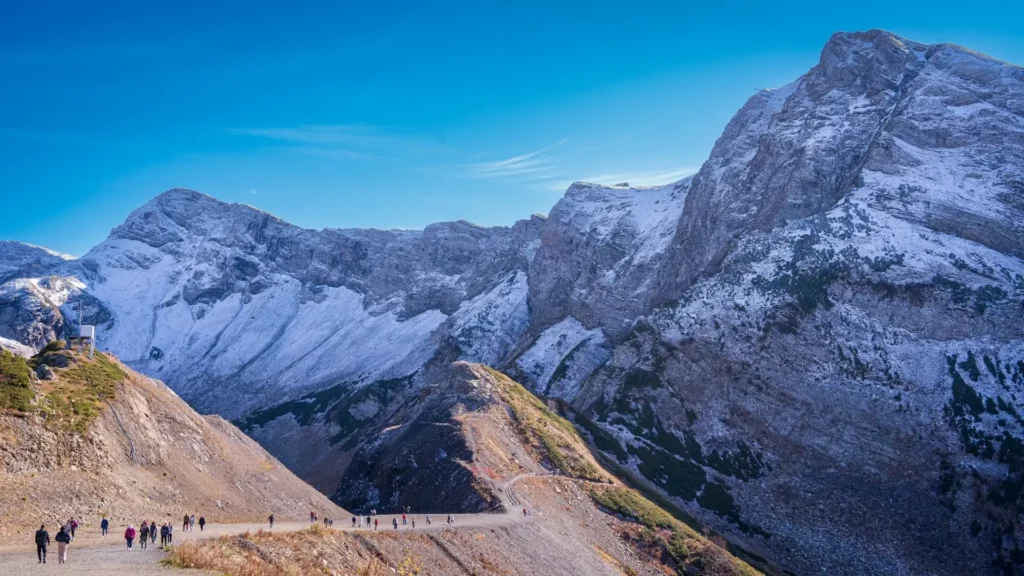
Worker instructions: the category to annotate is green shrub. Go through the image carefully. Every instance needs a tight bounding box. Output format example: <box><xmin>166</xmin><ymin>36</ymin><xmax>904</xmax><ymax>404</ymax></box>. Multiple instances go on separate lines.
<box><xmin>38</xmin><ymin>340</ymin><xmax>66</xmax><ymax>355</ymax></box>
<box><xmin>40</xmin><ymin>352</ymin><xmax>124</xmax><ymax>434</ymax></box>
<box><xmin>0</xmin><ymin>350</ymin><xmax>35</xmax><ymax>412</ymax></box>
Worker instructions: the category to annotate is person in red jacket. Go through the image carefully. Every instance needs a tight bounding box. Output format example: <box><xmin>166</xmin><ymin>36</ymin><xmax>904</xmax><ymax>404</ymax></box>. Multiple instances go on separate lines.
<box><xmin>124</xmin><ymin>525</ymin><xmax>136</xmax><ymax>549</ymax></box>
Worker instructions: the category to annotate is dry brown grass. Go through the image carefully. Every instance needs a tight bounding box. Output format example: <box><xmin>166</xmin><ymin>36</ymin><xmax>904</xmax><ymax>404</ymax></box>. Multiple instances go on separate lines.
<box><xmin>164</xmin><ymin>527</ymin><xmax>409</xmax><ymax>576</ymax></box>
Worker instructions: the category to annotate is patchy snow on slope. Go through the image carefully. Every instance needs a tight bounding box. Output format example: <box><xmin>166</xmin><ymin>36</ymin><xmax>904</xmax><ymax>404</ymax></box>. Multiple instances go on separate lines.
<box><xmin>515</xmin><ymin>317</ymin><xmax>610</xmax><ymax>399</ymax></box>
<box><xmin>0</xmin><ymin>336</ymin><xmax>35</xmax><ymax>357</ymax></box>
<box><xmin>556</xmin><ymin>180</ymin><xmax>689</xmax><ymax>265</ymax></box>
<box><xmin>450</xmin><ymin>272</ymin><xmax>530</xmax><ymax>366</ymax></box>
<box><xmin>0</xmin><ymin>241</ymin><xmax>74</xmax><ymax>283</ymax></box>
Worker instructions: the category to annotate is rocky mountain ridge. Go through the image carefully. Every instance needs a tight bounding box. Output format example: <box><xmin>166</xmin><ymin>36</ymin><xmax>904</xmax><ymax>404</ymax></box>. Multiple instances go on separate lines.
<box><xmin>1</xmin><ymin>29</ymin><xmax>1022</xmax><ymax>575</ymax></box>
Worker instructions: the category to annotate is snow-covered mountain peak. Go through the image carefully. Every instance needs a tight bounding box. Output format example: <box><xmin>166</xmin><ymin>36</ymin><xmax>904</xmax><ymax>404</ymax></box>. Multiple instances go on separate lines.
<box><xmin>0</xmin><ymin>240</ymin><xmax>75</xmax><ymax>284</ymax></box>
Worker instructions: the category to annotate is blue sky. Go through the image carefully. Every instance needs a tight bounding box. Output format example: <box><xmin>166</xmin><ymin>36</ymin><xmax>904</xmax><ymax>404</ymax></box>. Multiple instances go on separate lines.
<box><xmin>2</xmin><ymin>0</ymin><xmax>1022</xmax><ymax>255</ymax></box>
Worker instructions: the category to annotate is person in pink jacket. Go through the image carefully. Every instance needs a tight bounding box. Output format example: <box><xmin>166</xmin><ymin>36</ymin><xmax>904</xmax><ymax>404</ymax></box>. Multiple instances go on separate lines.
<box><xmin>124</xmin><ymin>525</ymin><xmax>136</xmax><ymax>549</ymax></box>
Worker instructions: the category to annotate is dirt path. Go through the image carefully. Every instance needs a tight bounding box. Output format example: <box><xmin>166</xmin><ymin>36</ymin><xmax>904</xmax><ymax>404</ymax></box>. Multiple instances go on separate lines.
<box><xmin>0</xmin><ymin>513</ymin><xmax>531</xmax><ymax>574</ymax></box>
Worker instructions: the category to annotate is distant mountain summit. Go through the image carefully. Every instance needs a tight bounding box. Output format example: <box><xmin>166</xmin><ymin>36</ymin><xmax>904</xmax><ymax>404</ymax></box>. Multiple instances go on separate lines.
<box><xmin>1</xmin><ymin>30</ymin><xmax>1022</xmax><ymax>575</ymax></box>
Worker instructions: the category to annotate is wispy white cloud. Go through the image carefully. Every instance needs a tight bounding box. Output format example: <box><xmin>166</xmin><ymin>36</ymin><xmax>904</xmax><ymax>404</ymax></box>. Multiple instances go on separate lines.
<box><xmin>460</xmin><ymin>139</ymin><xmax>568</xmax><ymax>180</ymax></box>
<box><xmin>231</xmin><ymin>125</ymin><xmax>390</xmax><ymax>146</ymax></box>
<box><xmin>228</xmin><ymin>124</ymin><xmax>432</xmax><ymax>161</ymax></box>
<box><xmin>463</xmin><ymin>149</ymin><xmax>553</xmax><ymax>178</ymax></box>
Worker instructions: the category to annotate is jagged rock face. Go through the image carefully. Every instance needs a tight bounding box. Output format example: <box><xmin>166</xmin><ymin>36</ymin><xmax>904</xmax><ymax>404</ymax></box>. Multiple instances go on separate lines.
<box><xmin>0</xmin><ymin>278</ymin><xmax>70</xmax><ymax>351</ymax></box>
<box><xmin>529</xmin><ymin>180</ymin><xmax>690</xmax><ymax>338</ymax></box>
<box><xmin>1</xmin><ymin>28</ymin><xmax>1022</xmax><ymax>576</ymax></box>
<box><xmin>659</xmin><ymin>30</ymin><xmax>1024</xmax><ymax>297</ymax></box>
<box><xmin>570</xmin><ymin>31</ymin><xmax>1024</xmax><ymax>576</ymax></box>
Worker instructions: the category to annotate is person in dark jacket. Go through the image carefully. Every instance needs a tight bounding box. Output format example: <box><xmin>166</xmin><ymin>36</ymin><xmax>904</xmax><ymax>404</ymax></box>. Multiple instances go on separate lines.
<box><xmin>268</xmin><ymin>514</ymin><xmax>274</xmax><ymax>528</ymax></box>
<box><xmin>139</xmin><ymin>523</ymin><xmax>149</xmax><ymax>550</ymax></box>
<box><xmin>159</xmin><ymin>523</ymin><xmax>169</xmax><ymax>548</ymax></box>
<box><xmin>54</xmin><ymin>526</ymin><xmax>71</xmax><ymax>564</ymax></box>
<box><xmin>100</xmin><ymin>517</ymin><xmax>109</xmax><ymax>536</ymax></box>
<box><xmin>198</xmin><ymin>516</ymin><xmax>206</xmax><ymax>531</ymax></box>
<box><xmin>34</xmin><ymin>524</ymin><xmax>49</xmax><ymax>564</ymax></box>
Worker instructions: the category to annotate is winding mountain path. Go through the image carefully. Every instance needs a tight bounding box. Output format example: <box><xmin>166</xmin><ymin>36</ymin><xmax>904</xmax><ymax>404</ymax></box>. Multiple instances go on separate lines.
<box><xmin>0</xmin><ymin>514</ymin><xmax>532</xmax><ymax>574</ymax></box>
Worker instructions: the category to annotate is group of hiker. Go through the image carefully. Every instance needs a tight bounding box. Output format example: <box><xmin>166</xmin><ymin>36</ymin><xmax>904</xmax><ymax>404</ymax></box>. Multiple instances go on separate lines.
<box><xmin>33</xmin><ymin>522</ymin><xmax>70</xmax><ymax>565</ymax></box>
<box><xmin>341</xmin><ymin>507</ymin><xmax>456</xmax><ymax>531</ymax></box>
<box><xmin>33</xmin><ymin>514</ymin><xmax>207</xmax><ymax>564</ymax></box>
<box><xmin>33</xmin><ymin>504</ymin><xmax>497</xmax><ymax>565</ymax></box>
<box><xmin>309</xmin><ymin>510</ymin><xmax>335</xmax><ymax>526</ymax></box>
<box><xmin>125</xmin><ymin>519</ymin><xmax>197</xmax><ymax>549</ymax></box>
<box><xmin>182</xmin><ymin>513</ymin><xmax>205</xmax><ymax>532</ymax></box>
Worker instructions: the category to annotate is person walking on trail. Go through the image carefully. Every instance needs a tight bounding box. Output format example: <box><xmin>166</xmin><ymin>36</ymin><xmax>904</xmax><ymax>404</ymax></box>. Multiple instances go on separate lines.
<box><xmin>425</xmin><ymin>515</ymin><xmax>431</xmax><ymax>526</ymax></box>
<box><xmin>373</xmin><ymin>518</ymin><xmax>378</xmax><ymax>531</ymax></box>
<box><xmin>351</xmin><ymin>516</ymin><xmax>356</xmax><ymax>528</ymax></box>
<box><xmin>125</xmin><ymin>525</ymin><xmax>136</xmax><ymax>549</ymax></box>
<box><xmin>365</xmin><ymin>515</ymin><xmax>371</xmax><ymax>528</ymax></box>
<box><xmin>189</xmin><ymin>514</ymin><xmax>196</xmax><ymax>530</ymax></box>
<box><xmin>167</xmin><ymin>522</ymin><xmax>174</xmax><ymax>544</ymax></box>
<box><xmin>159</xmin><ymin>523</ymin><xmax>169</xmax><ymax>548</ymax></box>
<box><xmin>268</xmin><ymin>514</ymin><xmax>275</xmax><ymax>529</ymax></box>
<box><xmin>150</xmin><ymin>521</ymin><xmax>158</xmax><ymax>544</ymax></box>
<box><xmin>34</xmin><ymin>524</ymin><xmax>49</xmax><ymax>564</ymax></box>
<box><xmin>412</xmin><ymin>518</ymin><xmax>416</xmax><ymax>528</ymax></box>
<box><xmin>69</xmin><ymin>518</ymin><xmax>78</xmax><ymax>540</ymax></box>
<box><xmin>198</xmin><ymin>516</ymin><xmax>206</xmax><ymax>532</ymax></box>
<box><xmin>55</xmin><ymin>525</ymin><xmax>70</xmax><ymax>565</ymax></box>
<box><xmin>139</xmin><ymin>523</ymin><xmax>149</xmax><ymax>550</ymax></box>
<box><xmin>402</xmin><ymin>513</ymin><xmax>407</xmax><ymax>525</ymax></box>
<box><xmin>100</xmin><ymin>517</ymin><xmax>109</xmax><ymax>536</ymax></box>
<box><xmin>183</xmin><ymin>514</ymin><xmax>189</xmax><ymax>532</ymax></box>
<box><xmin>392</xmin><ymin>518</ymin><xmax>398</xmax><ymax>530</ymax></box>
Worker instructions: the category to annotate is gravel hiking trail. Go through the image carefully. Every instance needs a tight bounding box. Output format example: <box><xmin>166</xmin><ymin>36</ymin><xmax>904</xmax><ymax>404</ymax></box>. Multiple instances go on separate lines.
<box><xmin>0</xmin><ymin>513</ymin><xmax>530</xmax><ymax>574</ymax></box>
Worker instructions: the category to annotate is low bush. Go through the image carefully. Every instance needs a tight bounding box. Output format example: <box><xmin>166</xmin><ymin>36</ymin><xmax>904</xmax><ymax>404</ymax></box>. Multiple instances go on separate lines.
<box><xmin>0</xmin><ymin>350</ymin><xmax>35</xmax><ymax>412</ymax></box>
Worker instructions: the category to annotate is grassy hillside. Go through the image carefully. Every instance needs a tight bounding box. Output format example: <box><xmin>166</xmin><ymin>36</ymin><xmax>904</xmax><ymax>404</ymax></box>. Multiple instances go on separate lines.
<box><xmin>0</xmin><ymin>342</ymin><xmax>345</xmax><ymax>546</ymax></box>
<box><xmin>0</xmin><ymin>343</ymin><xmax>126</xmax><ymax>433</ymax></box>
<box><xmin>483</xmin><ymin>366</ymin><xmax>762</xmax><ymax>576</ymax></box>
